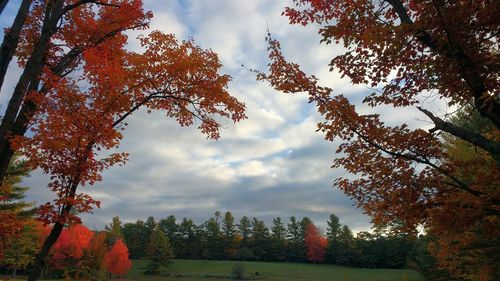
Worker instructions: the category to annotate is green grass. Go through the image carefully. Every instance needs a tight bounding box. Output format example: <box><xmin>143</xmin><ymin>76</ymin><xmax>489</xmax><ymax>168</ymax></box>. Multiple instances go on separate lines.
<box><xmin>126</xmin><ymin>259</ymin><xmax>426</xmax><ymax>281</ymax></box>
<box><xmin>1</xmin><ymin>260</ymin><xmax>425</xmax><ymax>281</ymax></box>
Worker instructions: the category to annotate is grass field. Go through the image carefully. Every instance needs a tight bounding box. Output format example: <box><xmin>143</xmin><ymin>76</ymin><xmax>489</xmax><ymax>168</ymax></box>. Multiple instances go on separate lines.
<box><xmin>2</xmin><ymin>259</ymin><xmax>426</xmax><ymax>281</ymax></box>
<box><xmin>126</xmin><ymin>259</ymin><xmax>426</xmax><ymax>281</ymax></box>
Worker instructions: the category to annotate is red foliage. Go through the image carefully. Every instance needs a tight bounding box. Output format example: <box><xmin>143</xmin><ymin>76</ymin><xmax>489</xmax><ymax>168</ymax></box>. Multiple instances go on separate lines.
<box><xmin>49</xmin><ymin>224</ymin><xmax>93</xmax><ymax>270</ymax></box>
<box><xmin>304</xmin><ymin>223</ymin><xmax>327</xmax><ymax>263</ymax></box>
<box><xmin>103</xmin><ymin>239</ymin><xmax>132</xmax><ymax>276</ymax></box>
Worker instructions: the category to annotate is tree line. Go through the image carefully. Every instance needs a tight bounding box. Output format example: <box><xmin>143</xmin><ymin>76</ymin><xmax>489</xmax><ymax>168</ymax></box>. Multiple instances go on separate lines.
<box><xmin>119</xmin><ymin>211</ymin><xmax>415</xmax><ymax>269</ymax></box>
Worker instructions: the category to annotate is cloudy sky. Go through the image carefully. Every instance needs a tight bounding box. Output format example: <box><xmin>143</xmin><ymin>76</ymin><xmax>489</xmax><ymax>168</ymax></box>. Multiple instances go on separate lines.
<box><xmin>1</xmin><ymin>0</ymin><xmax>439</xmax><ymax>232</ymax></box>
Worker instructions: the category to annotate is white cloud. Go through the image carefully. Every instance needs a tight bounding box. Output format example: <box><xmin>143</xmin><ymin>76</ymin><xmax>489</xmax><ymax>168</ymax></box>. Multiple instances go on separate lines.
<box><xmin>5</xmin><ymin>0</ymin><xmax>382</xmax><ymax>232</ymax></box>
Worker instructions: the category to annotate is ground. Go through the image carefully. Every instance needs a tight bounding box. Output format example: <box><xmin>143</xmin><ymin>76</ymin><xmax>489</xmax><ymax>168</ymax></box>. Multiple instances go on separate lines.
<box><xmin>2</xmin><ymin>259</ymin><xmax>426</xmax><ymax>281</ymax></box>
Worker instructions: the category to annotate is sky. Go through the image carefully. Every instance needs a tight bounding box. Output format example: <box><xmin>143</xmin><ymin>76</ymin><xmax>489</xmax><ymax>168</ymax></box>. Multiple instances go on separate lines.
<box><xmin>0</xmin><ymin>0</ymin><xmax>440</xmax><ymax>233</ymax></box>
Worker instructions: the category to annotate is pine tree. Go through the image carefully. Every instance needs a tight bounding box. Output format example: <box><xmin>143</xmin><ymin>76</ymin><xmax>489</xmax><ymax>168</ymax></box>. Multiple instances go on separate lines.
<box><xmin>105</xmin><ymin>216</ymin><xmax>123</xmax><ymax>246</ymax></box>
<box><xmin>144</xmin><ymin>225</ymin><xmax>175</xmax><ymax>275</ymax></box>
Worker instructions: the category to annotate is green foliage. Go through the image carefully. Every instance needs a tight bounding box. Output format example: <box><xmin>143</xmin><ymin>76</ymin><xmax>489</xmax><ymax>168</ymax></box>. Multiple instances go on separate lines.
<box><xmin>123</xmin><ymin>220</ymin><xmax>148</xmax><ymax>258</ymax></box>
<box><xmin>105</xmin><ymin>216</ymin><xmax>123</xmax><ymax>246</ymax></box>
<box><xmin>0</xmin><ymin>155</ymin><xmax>34</xmax><ymax>216</ymax></box>
<box><xmin>2</xmin><ymin>222</ymin><xmax>40</xmax><ymax>277</ymax></box>
<box><xmin>144</xmin><ymin>225</ymin><xmax>175</xmax><ymax>275</ymax></box>
<box><xmin>122</xmin><ymin>212</ymin><xmax>415</xmax><ymax>270</ymax></box>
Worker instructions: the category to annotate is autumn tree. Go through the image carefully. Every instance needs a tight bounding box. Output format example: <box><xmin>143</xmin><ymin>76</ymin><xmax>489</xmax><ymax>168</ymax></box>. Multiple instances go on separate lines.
<box><xmin>144</xmin><ymin>225</ymin><xmax>175</xmax><ymax>275</ymax></box>
<box><xmin>1</xmin><ymin>220</ymin><xmax>41</xmax><ymax>278</ymax></box>
<box><xmin>103</xmin><ymin>239</ymin><xmax>132</xmax><ymax>277</ymax></box>
<box><xmin>46</xmin><ymin>224</ymin><xmax>94</xmax><ymax>277</ymax></box>
<box><xmin>304</xmin><ymin>223</ymin><xmax>327</xmax><ymax>263</ymax></box>
<box><xmin>0</xmin><ymin>1</ymin><xmax>245</xmax><ymax>280</ymax></box>
<box><xmin>258</xmin><ymin>0</ymin><xmax>499</xmax><ymax>279</ymax></box>
<box><xmin>82</xmin><ymin>231</ymin><xmax>108</xmax><ymax>280</ymax></box>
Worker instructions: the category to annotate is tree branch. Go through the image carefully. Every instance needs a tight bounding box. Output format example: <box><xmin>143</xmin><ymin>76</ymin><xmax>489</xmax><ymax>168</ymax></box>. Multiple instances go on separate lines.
<box><xmin>417</xmin><ymin>106</ymin><xmax>500</xmax><ymax>164</ymax></box>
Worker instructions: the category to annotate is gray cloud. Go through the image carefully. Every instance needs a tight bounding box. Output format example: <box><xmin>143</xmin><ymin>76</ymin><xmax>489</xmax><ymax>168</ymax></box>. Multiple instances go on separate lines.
<box><xmin>2</xmin><ymin>0</ymin><xmax>403</xmax><ymax>233</ymax></box>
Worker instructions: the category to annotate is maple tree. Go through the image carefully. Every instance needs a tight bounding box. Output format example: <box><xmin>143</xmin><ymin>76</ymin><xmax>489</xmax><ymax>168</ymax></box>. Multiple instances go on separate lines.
<box><xmin>47</xmin><ymin>224</ymin><xmax>93</xmax><ymax>276</ymax></box>
<box><xmin>257</xmin><ymin>0</ymin><xmax>499</xmax><ymax>279</ymax></box>
<box><xmin>103</xmin><ymin>239</ymin><xmax>132</xmax><ymax>277</ymax></box>
<box><xmin>304</xmin><ymin>223</ymin><xmax>327</xmax><ymax>263</ymax></box>
<box><xmin>0</xmin><ymin>1</ymin><xmax>245</xmax><ymax>280</ymax></box>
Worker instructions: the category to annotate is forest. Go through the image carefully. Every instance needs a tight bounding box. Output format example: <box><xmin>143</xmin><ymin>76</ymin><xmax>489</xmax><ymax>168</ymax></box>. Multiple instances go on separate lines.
<box><xmin>0</xmin><ymin>0</ymin><xmax>498</xmax><ymax>281</ymax></box>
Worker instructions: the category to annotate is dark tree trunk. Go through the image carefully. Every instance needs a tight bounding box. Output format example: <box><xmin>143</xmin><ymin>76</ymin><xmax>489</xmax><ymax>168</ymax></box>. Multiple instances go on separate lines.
<box><xmin>0</xmin><ymin>0</ymin><xmax>31</xmax><ymax>93</ymax></box>
<box><xmin>0</xmin><ymin>0</ymin><xmax>8</xmax><ymax>15</ymax></box>
<box><xmin>27</xmin><ymin>221</ymin><xmax>65</xmax><ymax>281</ymax></box>
<box><xmin>0</xmin><ymin>0</ymin><xmax>65</xmax><ymax>184</ymax></box>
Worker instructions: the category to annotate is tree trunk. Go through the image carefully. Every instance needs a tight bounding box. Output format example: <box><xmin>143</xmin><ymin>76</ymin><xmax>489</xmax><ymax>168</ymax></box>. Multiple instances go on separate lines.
<box><xmin>0</xmin><ymin>0</ymin><xmax>8</xmax><ymax>15</ymax></box>
<box><xmin>0</xmin><ymin>0</ymin><xmax>65</xmax><ymax>184</ymax></box>
<box><xmin>0</xmin><ymin>0</ymin><xmax>31</xmax><ymax>93</ymax></box>
<box><xmin>27</xmin><ymin>221</ymin><xmax>65</xmax><ymax>281</ymax></box>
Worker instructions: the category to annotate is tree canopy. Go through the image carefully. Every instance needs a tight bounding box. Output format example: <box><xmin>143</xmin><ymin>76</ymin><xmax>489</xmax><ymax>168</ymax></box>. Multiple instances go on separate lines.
<box><xmin>257</xmin><ymin>0</ymin><xmax>499</xmax><ymax>279</ymax></box>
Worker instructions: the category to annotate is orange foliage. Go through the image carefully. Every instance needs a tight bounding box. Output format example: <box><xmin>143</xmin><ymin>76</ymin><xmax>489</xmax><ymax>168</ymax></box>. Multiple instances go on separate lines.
<box><xmin>9</xmin><ymin>0</ymin><xmax>246</xmax><ymax>227</ymax></box>
<box><xmin>103</xmin><ymin>239</ymin><xmax>132</xmax><ymax>276</ymax></box>
<box><xmin>304</xmin><ymin>223</ymin><xmax>327</xmax><ymax>263</ymax></box>
<box><xmin>48</xmin><ymin>224</ymin><xmax>94</xmax><ymax>270</ymax></box>
<box><xmin>258</xmin><ymin>0</ymin><xmax>499</xmax><ymax>279</ymax></box>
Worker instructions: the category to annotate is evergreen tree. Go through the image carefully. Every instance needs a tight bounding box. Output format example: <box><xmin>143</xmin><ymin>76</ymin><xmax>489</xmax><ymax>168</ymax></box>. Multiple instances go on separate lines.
<box><xmin>237</xmin><ymin>216</ymin><xmax>253</xmax><ymax>260</ymax></box>
<box><xmin>250</xmin><ymin>218</ymin><xmax>270</xmax><ymax>261</ymax></box>
<box><xmin>238</xmin><ymin>216</ymin><xmax>252</xmax><ymax>245</ymax></box>
<box><xmin>144</xmin><ymin>225</ymin><xmax>175</xmax><ymax>275</ymax></box>
<box><xmin>221</xmin><ymin>211</ymin><xmax>238</xmax><ymax>259</ymax></box>
<box><xmin>203</xmin><ymin>213</ymin><xmax>224</xmax><ymax>260</ymax></box>
<box><xmin>105</xmin><ymin>216</ymin><xmax>123</xmax><ymax>246</ymax></box>
<box><xmin>326</xmin><ymin>214</ymin><xmax>342</xmax><ymax>264</ymax></box>
<box><xmin>159</xmin><ymin>215</ymin><xmax>180</xmax><ymax>255</ymax></box>
<box><xmin>336</xmin><ymin>225</ymin><xmax>355</xmax><ymax>266</ymax></box>
<box><xmin>122</xmin><ymin>220</ymin><xmax>148</xmax><ymax>258</ymax></box>
<box><xmin>270</xmin><ymin>217</ymin><xmax>287</xmax><ymax>261</ymax></box>
<box><xmin>285</xmin><ymin>216</ymin><xmax>302</xmax><ymax>262</ymax></box>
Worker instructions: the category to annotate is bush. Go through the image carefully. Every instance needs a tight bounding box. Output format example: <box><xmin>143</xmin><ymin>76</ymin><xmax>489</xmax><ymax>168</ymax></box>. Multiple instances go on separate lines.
<box><xmin>231</xmin><ymin>263</ymin><xmax>245</xmax><ymax>280</ymax></box>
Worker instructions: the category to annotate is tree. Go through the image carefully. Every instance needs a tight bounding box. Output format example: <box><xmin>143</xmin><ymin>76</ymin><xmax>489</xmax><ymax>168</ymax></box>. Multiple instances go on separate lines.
<box><xmin>285</xmin><ymin>216</ymin><xmax>302</xmax><ymax>262</ymax></box>
<box><xmin>122</xmin><ymin>220</ymin><xmax>148</xmax><ymax>259</ymax></box>
<box><xmin>304</xmin><ymin>223</ymin><xmax>327</xmax><ymax>263</ymax></box>
<box><xmin>0</xmin><ymin>154</ymin><xmax>34</xmax><ymax>257</ymax></box>
<box><xmin>144</xmin><ymin>225</ymin><xmax>175</xmax><ymax>275</ymax></box>
<box><xmin>238</xmin><ymin>216</ymin><xmax>252</xmax><ymax>245</ymax></box>
<box><xmin>325</xmin><ymin>214</ymin><xmax>341</xmax><ymax>263</ymax></box>
<box><xmin>250</xmin><ymin>218</ymin><xmax>270</xmax><ymax>261</ymax></box>
<box><xmin>258</xmin><ymin>0</ymin><xmax>498</xmax><ymax>279</ymax></box>
<box><xmin>204</xmin><ymin>215</ymin><xmax>224</xmax><ymax>260</ymax></box>
<box><xmin>44</xmin><ymin>224</ymin><xmax>94</xmax><ymax>279</ymax></box>
<box><xmin>105</xmin><ymin>216</ymin><xmax>123</xmax><ymax>246</ymax></box>
<box><xmin>270</xmin><ymin>217</ymin><xmax>287</xmax><ymax>261</ymax></box>
<box><xmin>221</xmin><ymin>211</ymin><xmax>239</xmax><ymax>259</ymax></box>
<box><xmin>103</xmin><ymin>239</ymin><xmax>132</xmax><ymax>277</ymax></box>
<box><xmin>82</xmin><ymin>231</ymin><xmax>108</xmax><ymax>280</ymax></box>
<box><xmin>336</xmin><ymin>225</ymin><xmax>355</xmax><ymax>266</ymax></box>
<box><xmin>1</xmin><ymin>221</ymin><xmax>40</xmax><ymax>278</ymax></box>
<box><xmin>0</xmin><ymin>1</ymin><xmax>245</xmax><ymax>279</ymax></box>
